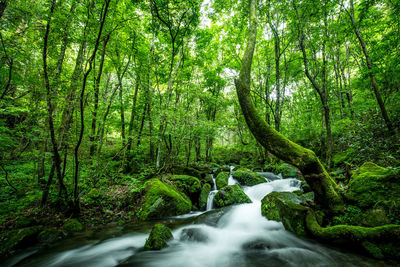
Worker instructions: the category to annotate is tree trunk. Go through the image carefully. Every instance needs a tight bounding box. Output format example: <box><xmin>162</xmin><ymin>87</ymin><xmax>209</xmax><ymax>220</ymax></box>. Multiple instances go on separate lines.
<box><xmin>73</xmin><ymin>0</ymin><xmax>111</xmax><ymax>216</ymax></box>
<box><xmin>42</xmin><ymin>0</ymin><xmax>69</xmax><ymax>208</ymax></box>
<box><xmin>90</xmin><ymin>35</ymin><xmax>109</xmax><ymax>157</ymax></box>
<box><xmin>235</xmin><ymin>0</ymin><xmax>343</xmax><ymax>213</ymax></box>
<box><xmin>347</xmin><ymin>0</ymin><xmax>393</xmax><ymax>134</ymax></box>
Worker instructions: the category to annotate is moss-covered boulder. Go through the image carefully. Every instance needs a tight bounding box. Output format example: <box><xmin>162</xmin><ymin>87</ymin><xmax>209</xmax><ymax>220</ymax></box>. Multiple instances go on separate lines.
<box><xmin>332</xmin><ymin>148</ymin><xmax>356</xmax><ymax>167</ymax></box>
<box><xmin>169</xmin><ymin>175</ymin><xmax>201</xmax><ymax>204</ymax></box>
<box><xmin>199</xmin><ymin>183</ymin><xmax>212</xmax><ymax>210</ymax></box>
<box><xmin>213</xmin><ymin>184</ymin><xmax>252</xmax><ymax>208</ymax></box>
<box><xmin>0</xmin><ymin>226</ymin><xmax>43</xmax><ymax>257</ymax></box>
<box><xmin>38</xmin><ymin>228</ymin><xmax>63</xmax><ymax>244</ymax></box>
<box><xmin>172</xmin><ymin>165</ymin><xmax>203</xmax><ymax>179</ymax></box>
<box><xmin>216</xmin><ymin>172</ymin><xmax>229</xmax><ymax>189</ymax></box>
<box><xmin>261</xmin><ymin>191</ymin><xmax>314</xmax><ymax>237</ymax></box>
<box><xmin>306</xmin><ymin>210</ymin><xmax>400</xmax><ymax>260</ymax></box>
<box><xmin>274</xmin><ymin>163</ymin><xmax>299</xmax><ymax>178</ymax></box>
<box><xmin>144</xmin><ymin>223</ymin><xmax>173</xmax><ymax>250</ymax></box>
<box><xmin>347</xmin><ymin>162</ymin><xmax>400</xmax><ymax>210</ymax></box>
<box><xmin>136</xmin><ymin>179</ymin><xmax>192</xmax><ymax>221</ymax></box>
<box><xmin>232</xmin><ymin>168</ymin><xmax>265</xmax><ymax>186</ymax></box>
<box><xmin>62</xmin><ymin>218</ymin><xmax>84</xmax><ymax>233</ymax></box>
<box><xmin>15</xmin><ymin>217</ymin><xmax>36</xmax><ymax>228</ymax></box>
<box><xmin>214</xmin><ymin>165</ymin><xmax>231</xmax><ymax>176</ymax></box>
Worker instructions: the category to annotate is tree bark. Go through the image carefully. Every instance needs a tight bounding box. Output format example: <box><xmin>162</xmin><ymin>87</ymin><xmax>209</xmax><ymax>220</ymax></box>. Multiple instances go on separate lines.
<box><xmin>347</xmin><ymin>0</ymin><xmax>393</xmax><ymax>134</ymax></box>
<box><xmin>73</xmin><ymin>0</ymin><xmax>111</xmax><ymax>215</ymax></box>
<box><xmin>42</xmin><ymin>0</ymin><xmax>69</xmax><ymax>207</ymax></box>
<box><xmin>235</xmin><ymin>0</ymin><xmax>343</xmax><ymax>213</ymax></box>
<box><xmin>90</xmin><ymin>35</ymin><xmax>110</xmax><ymax>157</ymax></box>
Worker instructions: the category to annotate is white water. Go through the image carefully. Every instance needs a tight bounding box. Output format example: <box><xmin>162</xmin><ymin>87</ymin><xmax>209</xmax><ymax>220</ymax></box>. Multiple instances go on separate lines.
<box><xmin>206</xmin><ymin>174</ymin><xmax>218</xmax><ymax>211</ymax></box>
<box><xmin>12</xmin><ymin>178</ymin><xmax>380</xmax><ymax>267</ymax></box>
<box><xmin>227</xmin><ymin>165</ymin><xmax>238</xmax><ymax>185</ymax></box>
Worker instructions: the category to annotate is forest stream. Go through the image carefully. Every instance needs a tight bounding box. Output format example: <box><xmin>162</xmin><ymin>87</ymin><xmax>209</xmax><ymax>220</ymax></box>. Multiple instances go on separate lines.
<box><xmin>4</xmin><ymin>172</ymin><xmax>387</xmax><ymax>267</ymax></box>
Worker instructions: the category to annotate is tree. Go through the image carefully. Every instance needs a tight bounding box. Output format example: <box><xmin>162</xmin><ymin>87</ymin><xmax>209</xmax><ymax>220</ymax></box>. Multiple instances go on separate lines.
<box><xmin>235</xmin><ymin>0</ymin><xmax>343</xmax><ymax>213</ymax></box>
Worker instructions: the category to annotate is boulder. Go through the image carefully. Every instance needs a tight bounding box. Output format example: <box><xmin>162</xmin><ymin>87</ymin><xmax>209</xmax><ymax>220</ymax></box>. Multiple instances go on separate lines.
<box><xmin>62</xmin><ymin>218</ymin><xmax>84</xmax><ymax>233</ymax></box>
<box><xmin>180</xmin><ymin>227</ymin><xmax>209</xmax><ymax>242</ymax></box>
<box><xmin>261</xmin><ymin>191</ymin><xmax>314</xmax><ymax>237</ymax></box>
<box><xmin>232</xmin><ymin>168</ymin><xmax>265</xmax><ymax>186</ymax></box>
<box><xmin>169</xmin><ymin>175</ymin><xmax>201</xmax><ymax>202</ymax></box>
<box><xmin>0</xmin><ymin>226</ymin><xmax>43</xmax><ymax>257</ymax></box>
<box><xmin>216</xmin><ymin>172</ymin><xmax>229</xmax><ymax>189</ymax></box>
<box><xmin>332</xmin><ymin>148</ymin><xmax>356</xmax><ymax>167</ymax></box>
<box><xmin>199</xmin><ymin>183</ymin><xmax>212</xmax><ymax>210</ymax></box>
<box><xmin>15</xmin><ymin>217</ymin><xmax>36</xmax><ymax>228</ymax></box>
<box><xmin>144</xmin><ymin>223</ymin><xmax>173</xmax><ymax>250</ymax></box>
<box><xmin>136</xmin><ymin>179</ymin><xmax>192</xmax><ymax>221</ymax></box>
<box><xmin>213</xmin><ymin>184</ymin><xmax>252</xmax><ymax>208</ymax></box>
<box><xmin>38</xmin><ymin>228</ymin><xmax>63</xmax><ymax>244</ymax></box>
<box><xmin>347</xmin><ymin>162</ymin><xmax>400</xmax><ymax>212</ymax></box>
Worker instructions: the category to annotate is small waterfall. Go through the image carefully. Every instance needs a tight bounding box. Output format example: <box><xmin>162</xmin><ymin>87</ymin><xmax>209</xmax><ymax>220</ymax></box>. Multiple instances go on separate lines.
<box><xmin>212</xmin><ymin>174</ymin><xmax>217</xmax><ymax>190</ymax></box>
<box><xmin>227</xmin><ymin>166</ymin><xmax>237</xmax><ymax>185</ymax></box>
<box><xmin>206</xmin><ymin>174</ymin><xmax>218</xmax><ymax>211</ymax></box>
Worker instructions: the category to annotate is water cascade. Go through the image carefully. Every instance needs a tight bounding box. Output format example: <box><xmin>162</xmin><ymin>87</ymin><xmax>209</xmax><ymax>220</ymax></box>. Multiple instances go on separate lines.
<box><xmin>227</xmin><ymin>166</ymin><xmax>237</xmax><ymax>185</ymax></box>
<box><xmin>9</xmin><ymin>176</ymin><xmax>384</xmax><ymax>267</ymax></box>
<box><xmin>206</xmin><ymin>174</ymin><xmax>218</xmax><ymax>211</ymax></box>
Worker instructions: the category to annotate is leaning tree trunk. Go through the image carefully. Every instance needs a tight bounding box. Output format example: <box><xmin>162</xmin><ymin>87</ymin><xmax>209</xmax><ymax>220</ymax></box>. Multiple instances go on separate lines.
<box><xmin>235</xmin><ymin>0</ymin><xmax>343</xmax><ymax>213</ymax></box>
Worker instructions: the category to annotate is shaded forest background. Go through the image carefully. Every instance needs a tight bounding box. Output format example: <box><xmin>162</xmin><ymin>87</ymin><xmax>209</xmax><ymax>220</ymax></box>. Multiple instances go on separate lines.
<box><xmin>0</xmin><ymin>0</ymin><xmax>399</xmax><ymax>225</ymax></box>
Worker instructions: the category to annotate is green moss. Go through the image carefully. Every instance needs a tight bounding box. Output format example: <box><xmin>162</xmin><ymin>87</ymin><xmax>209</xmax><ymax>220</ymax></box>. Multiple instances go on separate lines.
<box><xmin>15</xmin><ymin>217</ymin><xmax>36</xmax><ymax>228</ymax></box>
<box><xmin>305</xmin><ymin>210</ymin><xmax>400</xmax><ymax>259</ymax></box>
<box><xmin>216</xmin><ymin>172</ymin><xmax>229</xmax><ymax>189</ymax></box>
<box><xmin>213</xmin><ymin>184</ymin><xmax>252</xmax><ymax>208</ymax></box>
<box><xmin>199</xmin><ymin>183</ymin><xmax>211</xmax><ymax>210</ymax></box>
<box><xmin>332</xmin><ymin>205</ymin><xmax>363</xmax><ymax>226</ymax></box>
<box><xmin>261</xmin><ymin>191</ymin><xmax>312</xmax><ymax>237</ymax></box>
<box><xmin>273</xmin><ymin>163</ymin><xmax>299</xmax><ymax>178</ymax></box>
<box><xmin>87</xmin><ymin>188</ymin><xmax>101</xmax><ymax>199</ymax></box>
<box><xmin>362</xmin><ymin>241</ymin><xmax>384</xmax><ymax>259</ymax></box>
<box><xmin>232</xmin><ymin>168</ymin><xmax>265</xmax><ymax>186</ymax></box>
<box><xmin>168</xmin><ymin>175</ymin><xmax>201</xmax><ymax>195</ymax></box>
<box><xmin>0</xmin><ymin>226</ymin><xmax>43</xmax><ymax>257</ymax></box>
<box><xmin>38</xmin><ymin>228</ymin><xmax>63</xmax><ymax>244</ymax></box>
<box><xmin>136</xmin><ymin>179</ymin><xmax>192</xmax><ymax>221</ymax></box>
<box><xmin>347</xmin><ymin>162</ymin><xmax>400</xmax><ymax>210</ymax></box>
<box><xmin>62</xmin><ymin>218</ymin><xmax>84</xmax><ymax>233</ymax></box>
<box><xmin>332</xmin><ymin>148</ymin><xmax>356</xmax><ymax>167</ymax></box>
<box><xmin>261</xmin><ymin>192</ymin><xmax>281</xmax><ymax>221</ymax></box>
<box><xmin>144</xmin><ymin>223</ymin><xmax>173</xmax><ymax>250</ymax></box>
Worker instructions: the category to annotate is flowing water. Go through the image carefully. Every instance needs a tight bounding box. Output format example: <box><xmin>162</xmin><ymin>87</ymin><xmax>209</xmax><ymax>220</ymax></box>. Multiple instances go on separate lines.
<box><xmin>206</xmin><ymin>175</ymin><xmax>218</xmax><ymax>211</ymax></box>
<box><xmin>6</xmin><ymin>177</ymin><xmax>388</xmax><ymax>267</ymax></box>
<box><xmin>227</xmin><ymin>166</ymin><xmax>238</xmax><ymax>185</ymax></box>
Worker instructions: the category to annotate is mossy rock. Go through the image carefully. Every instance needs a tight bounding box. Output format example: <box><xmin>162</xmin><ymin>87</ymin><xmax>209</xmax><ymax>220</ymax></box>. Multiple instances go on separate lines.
<box><xmin>213</xmin><ymin>184</ymin><xmax>252</xmax><ymax>208</ymax></box>
<box><xmin>171</xmin><ymin>165</ymin><xmax>203</xmax><ymax>179</ymax></box>
<box><xmin>144</xmin><ymin>223</ymin><xmax>173</xmax><ymax>250</ymax></box>
<box><xmin>0</xmin><ymin>226</ymin><xmax>43</xmax><ymax>257</ymax></box>
<box><xmin>38</xmin><ymin>228</ymin><xmax>63</xmax><ymax>244</ymax></box>
<box><xmin>136</xmin><ymin>179</ymin><xmax>192</xmax><ymax>221</ymax></box>
<box><xmin>199</xmin><ymin>183</ymin><xmax>212</xmax><ymax>210</ymax></box>
<box><xmin>305</xmin><ymin>210</ymin><xmax>400</xmax><ymax>259</ymax></box>
<box><xmin>261</xmin><ymin>191</ymin><xmax>313</xmax><ymax>237</ymax></box>
<box><xmin>332</xmin><ymin>148</ymin><xmax>356</xmax><ymax>167</ymax></box>
<box><xmin>274</xmin><ymin>163</ymin><xmax>299</xmax><ymax>178</ymax></box>
<box><xmin>62</xmin><ymin>218</ymin><xmax>84</xmax><ymax>233</ymax></box>
<box><xmin>216</xmin><ymin>172</ymin><xmax>229</xmax><ymax>189</ymax></box>
<box><xmin>347</xmin><ymin>162</ymin><xmax>400</xmax><ymax>210</ymax></box>
<box><xmin>232</xmin><ymin>168</ymin><xmax>265</xmax><ymax>186</ymax></box>
<box><xmin>169</xmin><ymin>175</ymin><xmax>201</xmax><ymax>197</ymax></box>
<box><xmin>214</xmin><ymin>165</ymin><xmax>231</xmax><ymax>176</ymax></box>
<box><xmin>15</xmin><ymin>217</ymin><xmax>36</xmax><ymax>228</ymax></box>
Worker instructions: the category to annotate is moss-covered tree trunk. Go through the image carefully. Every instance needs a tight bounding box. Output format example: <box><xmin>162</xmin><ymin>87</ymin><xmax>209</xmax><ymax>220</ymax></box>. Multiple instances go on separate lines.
<box><xmin>235</xmin><ymin>0</ymin><xmax>343</xmax><ymax>213</ymax></box>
